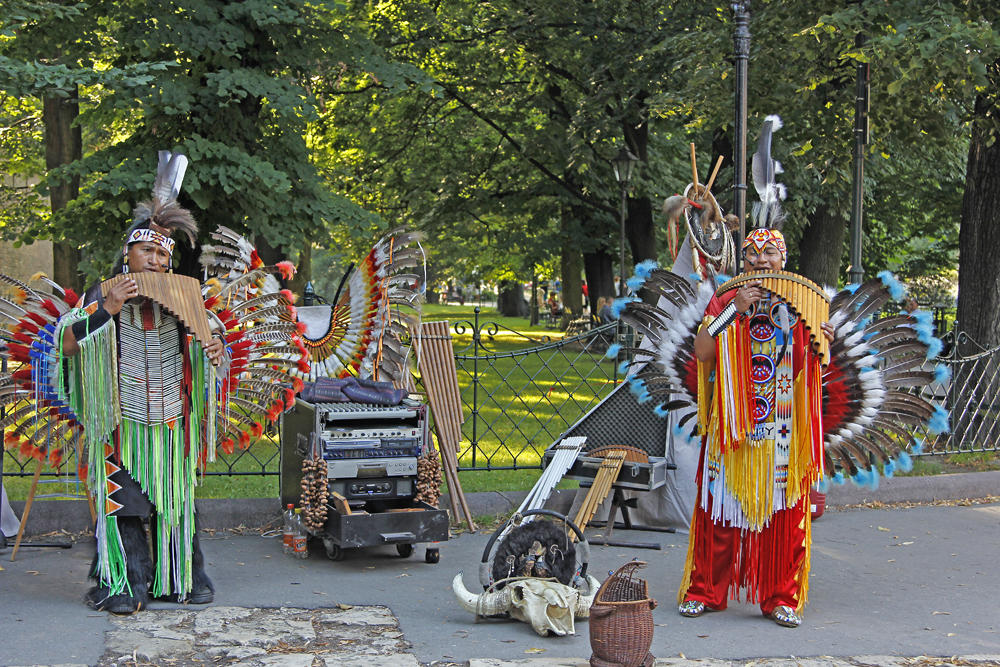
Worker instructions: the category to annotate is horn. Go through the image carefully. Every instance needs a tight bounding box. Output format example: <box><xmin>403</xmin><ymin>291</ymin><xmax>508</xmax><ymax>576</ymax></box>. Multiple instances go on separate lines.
<box><xmin>452</xmin><ymin>572</ymin><xmax>514</xmax><ymax>617</ymax></box>
<box><xmin>574</xmin><ymin>575</ymin><xmax>602</xmax><ymax>619</ymax></box>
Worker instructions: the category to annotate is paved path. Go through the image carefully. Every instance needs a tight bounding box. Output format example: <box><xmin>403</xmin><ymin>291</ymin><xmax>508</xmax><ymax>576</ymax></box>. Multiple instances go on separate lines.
<box><xmin>2</xmin><ymin>502</ymin><xmax>999</xmax><ymax>667</ymax></box>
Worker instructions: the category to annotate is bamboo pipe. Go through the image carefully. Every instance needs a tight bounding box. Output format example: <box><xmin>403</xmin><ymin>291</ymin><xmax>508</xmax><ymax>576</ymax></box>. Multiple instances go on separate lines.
<box><xmin>704</xmin><ymin>156</ymin><xmax>725</xmax><ymax>198</ymax></box>
<box><xmin>689</xmin><ymin>144</ymin><xmax>700</xmax><ymax>196</ymax></box>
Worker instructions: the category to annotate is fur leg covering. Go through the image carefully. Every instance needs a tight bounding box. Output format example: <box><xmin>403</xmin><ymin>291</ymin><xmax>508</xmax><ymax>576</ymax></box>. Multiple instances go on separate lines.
<box><xmin>189</xmin><ymin>524</ymin><xmax>215</xmax><ymax>601</ymax></box>
<box><xmin>85</xmin><ymin>517</ymin><xmax>152</xmax><ymax>612</ymax></box>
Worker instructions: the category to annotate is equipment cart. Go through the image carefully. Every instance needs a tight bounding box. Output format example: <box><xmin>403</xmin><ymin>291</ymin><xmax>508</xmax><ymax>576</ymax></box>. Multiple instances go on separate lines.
<box><xmin>281</xmin><ymin>399</ymin><xmax>448</xmax><ymax>563</ymax></box>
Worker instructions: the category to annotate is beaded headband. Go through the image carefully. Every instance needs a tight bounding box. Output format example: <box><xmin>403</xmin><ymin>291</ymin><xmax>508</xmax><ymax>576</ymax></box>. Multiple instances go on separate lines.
<box><xmin>742</xmin><ymin>228</ymin><xmax>786</xmax><ymax>265</ymax></box>
<box><xmin>124</xmin><ymin>227</ymin><xmax>175</xmax><ymax>256</ymax></box>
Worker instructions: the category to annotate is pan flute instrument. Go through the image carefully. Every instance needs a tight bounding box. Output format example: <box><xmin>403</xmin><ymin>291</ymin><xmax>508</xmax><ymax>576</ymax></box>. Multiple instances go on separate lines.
<box><xmin>716</xmin><ymin>270</ymin><xmax>831</xmax><ymax>364</ymax></box>
<box><xmin>101</xmin><ymin>272</ymin><xmax>213</xmax><ymax>346</ymax></box>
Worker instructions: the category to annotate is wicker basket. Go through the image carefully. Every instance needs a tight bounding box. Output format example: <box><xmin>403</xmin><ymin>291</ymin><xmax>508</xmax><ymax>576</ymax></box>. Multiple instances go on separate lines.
<box><xmin>588</xmin><ymin>560</ymin><xmax>657</xmax><ymax>667</ymax></box>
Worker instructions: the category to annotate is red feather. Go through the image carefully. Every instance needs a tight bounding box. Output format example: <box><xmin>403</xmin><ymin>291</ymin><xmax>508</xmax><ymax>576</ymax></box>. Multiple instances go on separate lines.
<box><xmin>297</xmin><ymin>359</ymin><xmax>310</xmax><ymax>373</ymax></box>
<box><xmin>291</xmin><ymin>377</ymin><xmax>304</xmax><ymax>392</ymax></box>
<box><xmin>63</xmin><ymin>288</ymin><xmax>79</xmax><ymax>306</ymax></box>
<box><xmin>12</xmin><ymin>331</ymin><xmax>33</xmax><ymax>345</ymax></box>
<box><xmin>238</xmin><ymin>431</ymin><xmax>251</xmax><ymax>449</ymax></box>
<box><xmin>276</xmin><ymin>261</ymin><xmax>296</xmax><ymax>280</ymax></box>
<box><xmin>250</xmin><ymin>249</ymin><xmax>264</xmax><ymax>269</ymax></box>
<box><xmin>267</xmin><ymin>402</ymin><xmax>283</xmax><ymax>421</ymax></box>
<box><xmin>250</xmin><ymin>422</ymin><xmax>264</xmax><ymax>437</ymax></box>
<box><xmin>40</xmin><ymin>300</ymin><xmax>61</xmax><ymax>318</ymax></box>
<box><xmin>280</xmin><ymin>289</ymin><xmax>296</xmax><ymax>304</ymax></box>
<box><xmin>221</xmin><ymin>438</ymin><xmax>235</xmax><ymax>455</ymax></box>
<box><xmin>204</xmin><ymin>295</ymin><xmax>220</xmax><ymax>310</ymax></box>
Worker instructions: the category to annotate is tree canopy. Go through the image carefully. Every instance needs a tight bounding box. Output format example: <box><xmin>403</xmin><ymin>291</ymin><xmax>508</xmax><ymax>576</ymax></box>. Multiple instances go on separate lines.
<box><xmin>1</xmin><ymin>0</ymin><xmax>996</xmax><ymax>319</ymax></box>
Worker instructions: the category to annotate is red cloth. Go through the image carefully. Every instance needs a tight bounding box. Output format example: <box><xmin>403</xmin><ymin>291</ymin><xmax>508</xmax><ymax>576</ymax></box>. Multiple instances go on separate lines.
<box><xmin>685</xmin><ymin>468</ymin><xmax>807</xmax><ymax>614</ymax></box>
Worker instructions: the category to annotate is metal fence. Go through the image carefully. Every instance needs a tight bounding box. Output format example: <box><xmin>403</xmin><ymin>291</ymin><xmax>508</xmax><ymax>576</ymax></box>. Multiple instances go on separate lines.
<box><xmin>915</xmin><ymin>328</ymin><xmax>1000</xmax><ymax>455</ymax></box>
<box><xmin>445</xmin><ymin>310</ymin><xmax>622</xmax><ymax>471</ymax></box>
<box><xmin>4</xmin><ymin>317</ymin><xmax>999</xmax><ymax>481</ymax></box>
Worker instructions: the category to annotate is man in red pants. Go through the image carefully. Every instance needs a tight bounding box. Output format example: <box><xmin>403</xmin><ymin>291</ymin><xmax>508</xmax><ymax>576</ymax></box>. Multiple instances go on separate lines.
<box><xmin>677</xmin><ymin>229</ymin><xmax>833</xmax><ymax>628</ymax></box>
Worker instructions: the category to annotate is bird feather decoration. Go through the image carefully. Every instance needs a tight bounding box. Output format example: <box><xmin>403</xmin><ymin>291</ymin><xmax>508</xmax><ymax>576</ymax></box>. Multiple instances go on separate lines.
<box><xmin>605</xmin><ymin>260</ymin><xmax>949</xmax><ymax>487</ymax></box>
<box><xmin>750</xmin><ymin>115</ymin><xmax>787</xmax><ymax>230</ymax></box>
<box><xmin>290</xmin><ymin>227</ymin><xmax>424</xmax><ymax>384</ymax></box>
<box><xmin>0</xmin><ymin>273</ymin><xmax>83</xmax><ymax>468</ymax></box>
<box><xmin>200</xmin><ymin>226</ymin><xmax>307</xmax><ymax>455</ymax></box>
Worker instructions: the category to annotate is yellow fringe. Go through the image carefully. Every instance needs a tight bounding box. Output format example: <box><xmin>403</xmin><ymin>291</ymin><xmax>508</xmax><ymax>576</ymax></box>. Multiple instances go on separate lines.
<box><xmin>677</xmin><ymin>503</ymin><xmax>700</xmax><ymax>605</ymax></box>
<box><xmin>795</xmin><ymin>503</ymin><xmax>813</xmax><ymax>613</ymax></box>
<box><xmin>720</xmin><ymin>429</ymin><xmax>775</xmax><ymax>531</ymax></box>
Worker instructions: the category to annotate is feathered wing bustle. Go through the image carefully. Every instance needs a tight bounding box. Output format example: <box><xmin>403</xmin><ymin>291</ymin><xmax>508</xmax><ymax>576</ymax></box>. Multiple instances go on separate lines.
<box><xmin>0</xmin><ymin>274</ymin><xmax>83</xmax><ymax>469</ymax></box>
<box><xmin>821</xmin><ymin>271</ymin><xmax>950</xmax><ymax>488</ymax></box>
<box><xmin>607</xmin><ymin>264</ymin><xmax>712</xmax><ymax>439</ymax></box>
<box><xmin>296</xmin><ymin>227</ymin><xmax>424</xmax><ymax>384</ymax></box>
<box><xmin>200</xmin><ymin>227</ymin><xmax>306</xmax><ymax>454</ymax></box>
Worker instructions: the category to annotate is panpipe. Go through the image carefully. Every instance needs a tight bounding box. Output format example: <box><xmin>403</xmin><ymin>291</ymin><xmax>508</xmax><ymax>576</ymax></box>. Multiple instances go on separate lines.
<box><xmin>573</xmin><ymin>449</ymin><xmax>627</xmax><ymax>533</ymax></box>
<box><xmin>101</xmin><ymin>272</ymin><xmax>213</xmax><ymax>346</ymax></box>
<box><xmin>716</xmin><ymin>270</ymin><xmax>831</xmax><ymax>364</ymax></box>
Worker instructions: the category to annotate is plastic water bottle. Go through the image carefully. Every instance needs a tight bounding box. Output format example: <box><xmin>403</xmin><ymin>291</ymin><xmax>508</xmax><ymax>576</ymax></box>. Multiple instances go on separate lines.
<box><xmin>282</xmin><ymin>504</ymin><xmax>295</xmax><ymax>555</ymax></box>
<box><xmin>292</xmin><ymin>508</ymin><xmax>308</xmax><ymax>559</ymax></box>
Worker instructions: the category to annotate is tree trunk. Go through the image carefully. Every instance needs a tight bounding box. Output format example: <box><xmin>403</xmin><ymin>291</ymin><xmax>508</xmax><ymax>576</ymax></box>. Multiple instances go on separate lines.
<box><xmin>44</xmin><ymin>88</ymin><xmax>83</xmax><ymax>293</ymax></box>
<box><xmin>583</xmin><ymin>250</ymin><xmax>615</xmax><ymax>313</ymax></box>
<box><xmin>957</xmin><ymin>93</ymin><xmax>1000</xmax><ymax>353</ymax></box>
<box><xmin>423</xmin><ymin>261</ymin><xmax>440</xmax><ymax>305</ymax></box>
<box><xmin>497</xmin><ymin>279</ymin><xmax>527</xmax><ymax>317</ymax></box>
<box><xmin>288</xmin><ymin>243</ymin><xmax>311</xmax><ymax>297</ymax></box>
<box><xmin>560</xmin><ymin>246</ymin><xmax>583</xmax><ymax>319</ymax></box>
<box><xmin>626</xmin><ymin>195</ymin><xmax>657</xmax><ymax>304</ymax></box>
<box><xmin>797</xmin><ymin>202</ymin><xmax>846</xmax><ymax>286</ymax></box>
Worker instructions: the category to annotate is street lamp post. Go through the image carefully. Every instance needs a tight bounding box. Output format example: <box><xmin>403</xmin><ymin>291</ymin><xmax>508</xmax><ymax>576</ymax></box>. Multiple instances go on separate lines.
<box><xmin>848</xmin><ymin>29</ymin><xmax>870</xmax><ymax>285</ymax></box>
<box><xmin>732</xmin><ymin>0</ymin><xmax>751</xmax><ymax>274</ymax></box>
<box><xmin>612</xmin><ymin>147</ymin><xmax>639</xmax><ymax>299</ymax></box>
<box><xmin>612</xmin><ymin>146</ymin><xmax>639</xmax><ymax>368</ymax></box>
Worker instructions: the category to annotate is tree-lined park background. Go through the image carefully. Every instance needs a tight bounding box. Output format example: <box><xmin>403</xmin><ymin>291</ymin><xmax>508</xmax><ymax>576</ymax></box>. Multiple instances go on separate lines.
<box><xmin>1</xmin><ymin>0</ymin><xmax>998</xmax><ymax>351</ymax></box>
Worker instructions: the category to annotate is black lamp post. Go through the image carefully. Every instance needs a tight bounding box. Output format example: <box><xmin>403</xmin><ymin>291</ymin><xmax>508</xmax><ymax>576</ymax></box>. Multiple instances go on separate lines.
<box><xmin>848</xmin><ymin>28</ymin><xmax>870</xmax><ymax>285</ymax></box>
<box><xmin>612</xmin><ymin>147</ymin><xmax>639</xmax><ymax>298</ymax></box>
<box><xmin>732</xmin><ymin>0</ymin><xmax>751</xmax><ymax>274</ymax></box>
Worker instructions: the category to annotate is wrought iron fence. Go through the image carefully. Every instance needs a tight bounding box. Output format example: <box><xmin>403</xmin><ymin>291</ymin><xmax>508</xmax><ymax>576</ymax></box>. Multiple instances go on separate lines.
<box><xmin>914</xmin><ymin>327</ymin><xmax>1000</xmax><ymax>455</ymax></box>
<box><xmin>444</xmin><ymin>309</ymin><xmax>622</xmax><ymax>471</ymax></box>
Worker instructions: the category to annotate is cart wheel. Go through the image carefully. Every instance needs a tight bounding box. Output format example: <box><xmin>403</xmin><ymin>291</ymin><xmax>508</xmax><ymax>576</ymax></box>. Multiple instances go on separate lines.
<box><xmin>425</xmin><ymin>548</ymin><xmax>440</xmax><ymax>564</ymax></box>
<box><xmin>396</xmin><ymin>543</ymin><xmax>414</xmax><ymax>558</ymax></box>
<box><xmin>324</xmin><ymin>539</ymin><xmax>344</xmax><ymax>562</ymax></box>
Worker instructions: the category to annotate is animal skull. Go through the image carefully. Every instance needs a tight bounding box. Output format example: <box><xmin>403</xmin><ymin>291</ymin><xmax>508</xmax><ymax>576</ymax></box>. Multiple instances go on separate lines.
<box><xmin>452</xmin><ymin>572</ymin><xmax>600</xmax><ymax>637</ymax></box>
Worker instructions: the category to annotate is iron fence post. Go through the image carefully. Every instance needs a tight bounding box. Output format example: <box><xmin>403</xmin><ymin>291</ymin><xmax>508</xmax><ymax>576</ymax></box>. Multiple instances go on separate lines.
<box><xmin>471</xmin><ymin>306</ymin><xmax>481</xmax><ymax>468</ymax></box>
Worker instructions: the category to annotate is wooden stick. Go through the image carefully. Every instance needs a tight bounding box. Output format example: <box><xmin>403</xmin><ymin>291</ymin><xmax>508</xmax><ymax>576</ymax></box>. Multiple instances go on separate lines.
<box><xmin>689</xmin><ymin>143</ymin><xmax>699</xmax><ymax>195</ymax></box>
<box><xmin>704</xmin><ymin>155</ymin><xmax>725</xmax><ymax>197</ymax></box>
<box><xmin>11</xmin><ymin>458</ymin><xmax>43</xmax><ymax>562</ymax></box>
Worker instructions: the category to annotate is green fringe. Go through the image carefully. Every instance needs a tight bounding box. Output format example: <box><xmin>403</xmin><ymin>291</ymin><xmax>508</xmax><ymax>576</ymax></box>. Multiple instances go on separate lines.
<box><xmin>56</xmin><ymin>310</ymin><xmax>212</xmax><ymax>599</ymax></box>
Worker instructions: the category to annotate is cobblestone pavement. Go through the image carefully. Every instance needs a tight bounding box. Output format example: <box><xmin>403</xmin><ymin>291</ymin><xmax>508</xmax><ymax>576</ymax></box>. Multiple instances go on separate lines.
<box><xmin>6</xmin><ymin>603</ymin><xmax>998</xmax><ymax>667</ymax></box>
<box><xmin>8</xmin><ymin>606</ymin><xmax>417</xmax><ymax>667</ymax></box>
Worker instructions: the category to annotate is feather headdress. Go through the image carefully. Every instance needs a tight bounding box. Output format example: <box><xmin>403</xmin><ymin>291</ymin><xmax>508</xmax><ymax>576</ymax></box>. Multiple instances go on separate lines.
<box><xmin>126</xmin><ymin>151</ymin><xmax>198</xmax><ymax>249</ymax></box>
<box><xmin>750</xmin><ymin>115</ymin><xmax>786</xmax><ymax>231</ymax></box>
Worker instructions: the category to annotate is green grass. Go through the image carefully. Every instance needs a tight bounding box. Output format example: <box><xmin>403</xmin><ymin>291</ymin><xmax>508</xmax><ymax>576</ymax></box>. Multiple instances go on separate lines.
<box><xmin>893</xmin><ymin>458</ymin><xmax>944</xmax><ymax>477</ymax></box>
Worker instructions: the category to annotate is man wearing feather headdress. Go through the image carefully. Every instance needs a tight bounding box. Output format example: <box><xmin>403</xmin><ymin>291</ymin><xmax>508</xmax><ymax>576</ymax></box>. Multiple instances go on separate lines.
<box><xmin>59</xmin><ymin>152</ymin><xmax>225</xmax><ymax>614</ymax></box>
<box><xmin>612</xmin><ymin>116</ymin><xmax>950</xmax><ymax>630</ymax></box>
<box><xmin>675</xmin><ymin>116</ymin><xmax>833</xmax><ymax>628</ymax></box>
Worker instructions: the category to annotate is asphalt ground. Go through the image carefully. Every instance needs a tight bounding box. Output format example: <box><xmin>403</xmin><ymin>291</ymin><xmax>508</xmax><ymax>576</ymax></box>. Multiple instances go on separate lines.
<box><xmin>2</xmin><ymin>499</ymin><xmax>999</xmax><ymax>666</ymax></box>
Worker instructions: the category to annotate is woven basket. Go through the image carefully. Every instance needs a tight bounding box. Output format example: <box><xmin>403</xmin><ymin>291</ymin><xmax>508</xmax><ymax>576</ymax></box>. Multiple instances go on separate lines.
<box><xmin>588</xmin><ymin>561</ymin><xmax>657</xmax><ymax>667</ymax></box>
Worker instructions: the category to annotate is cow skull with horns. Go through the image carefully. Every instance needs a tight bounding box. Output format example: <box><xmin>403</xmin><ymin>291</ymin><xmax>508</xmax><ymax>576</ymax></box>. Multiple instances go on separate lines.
<box><xmin>452</xmin><ymin>572</ymin><xmax>601</xmax><ymax>636</ymax></box>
